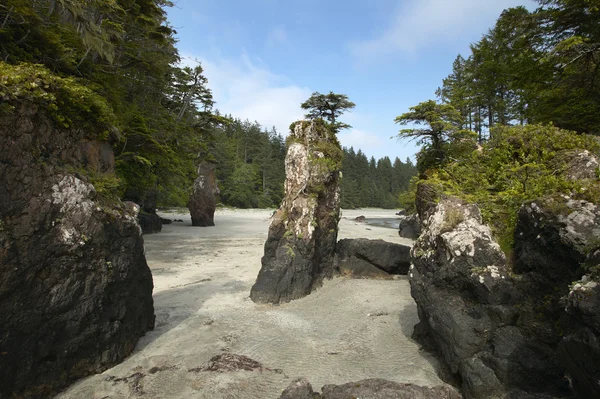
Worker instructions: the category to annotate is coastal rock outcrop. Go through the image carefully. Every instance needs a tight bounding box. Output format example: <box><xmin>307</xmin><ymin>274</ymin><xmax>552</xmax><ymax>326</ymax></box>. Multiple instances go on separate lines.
<box><xmin>280</xmin><ymin>378</ymin><xmax>462</xmax><ymax>399</ymax></box>
<box><xmin>515</xmin><ymin>197</ymin><xmax>600</xmax><ymax>398</ymax></box>
<box><xmin>123</xmin><ymin>189</ymin><xmax>162</xmax><ymax>234</ymax></box>
<box><xmin>250</xmin><ymin>120</ymin><xmax>342</xmax><ymax>304</ymax></box>
<box><xmin>398</xmin><ymin>213</ymin><xmax>421</xmax><ymax>239</ymax></box>
<box><xmin>410</xmin><ymin>180</ymin><xmax>600</xmax><ymax>398</ymax></box>
<box><xmin>335</xmin><ymin>238</ymin><xmax>411</xmax><ymax>278</ymax></box>
<box><xmin>188</xmin><ymin>162</ymin><xmax>219</xmax><ymax>227</ymax></box>
<box><xmin>0</xmin><ymin>103</ymin><xmax>154</xmax><ymax>398</ymax></box>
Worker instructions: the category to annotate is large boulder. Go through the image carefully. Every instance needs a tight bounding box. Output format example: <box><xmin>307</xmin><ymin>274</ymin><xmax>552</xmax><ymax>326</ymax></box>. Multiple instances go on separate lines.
<box><xmin>122</xmin><ymin>189</ymin><xmax>162</xmax><ymax>234</ymax></box>
<box><xmin>410</xmin><ymin>190</ymin><xmax>572</xmax><ymax>398</ymax></box>
<box><xmin>335</xmin><ymin>238</ymin><xmax>411</xmax><ymax>278</ymax></box>
<box><xmin>398</xmin><ymin>213</ymin><xmax>421</xmax><ymax>239</ymax></box>
<box><xmin>250</xmin><ymin>120</ymin><xmax>342</xmax><ymax>304</ymax></box>
<box><xmin>515</xmin><ymin>197</ymin><xmax>600</xmax><ymax>398</ymax></box>
<box><xmin>279</xmin><ymin>378</ymin><xmax>462</xmax><ymax>399</ymax></box>
<box><xmin>0</xmin><ymin>103</ymin><xmax>154</xmax><ymax>398</ymax></box>
<box><xmin>188</xmin><ymin>162</ymin><xmax>219</xmax><ymax>227</ymax></box>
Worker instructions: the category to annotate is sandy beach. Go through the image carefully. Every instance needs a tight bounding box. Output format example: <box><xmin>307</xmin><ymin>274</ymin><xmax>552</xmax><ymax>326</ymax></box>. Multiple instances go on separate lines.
<box><xmin>56</xmin><ymin>208</ymin><xmax>441</xmax><ymax>399</ymax></box>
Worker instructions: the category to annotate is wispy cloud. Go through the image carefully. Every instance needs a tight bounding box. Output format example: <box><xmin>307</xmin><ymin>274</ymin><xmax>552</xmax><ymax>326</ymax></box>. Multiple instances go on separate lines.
<box><xmin>338</xmin><ymin>129</ymin><xmax>385</xmax><ymax>155</ymax></box>
<box><xmin>181</xmin><ymin>52</ymin><xmax>311</xmax><ymax>135</ymax></box>
<box><xmin>349</xmin><ymin>0</ymin><xmax>534</xmax><ymax>61</ymax></box>
<box><xmin>266</xmin><ymin>26</ymin><xmax>288</xmax><ymax>48</ymax></box>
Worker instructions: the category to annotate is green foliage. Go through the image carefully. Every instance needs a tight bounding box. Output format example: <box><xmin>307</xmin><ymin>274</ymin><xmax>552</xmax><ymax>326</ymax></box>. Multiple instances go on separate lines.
<box><xmin>301</xmin><ymin>91</ymin><xmax>356</xmax><ymax>133</ymax></box>
<box><xmin>0</xmin><ymin>63</ymin><xmax>114</xmax><ymax>132</ymax></box>
<box><xmin>412</xmin><ymin>124</ymin><xmax>600</xmax><ymax>252</ymax></box>
<box><xmin>340</xmin><ymin>148</ymin><xmax>417</xmax><ymax>209</ymax></box>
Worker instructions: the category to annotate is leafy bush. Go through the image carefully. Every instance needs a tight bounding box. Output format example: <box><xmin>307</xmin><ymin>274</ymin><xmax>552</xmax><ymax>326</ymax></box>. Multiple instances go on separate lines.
<box><xmin>416</xmin><ymin>124</ymin><xmax>600</xmax><ymax>252</ymax></box>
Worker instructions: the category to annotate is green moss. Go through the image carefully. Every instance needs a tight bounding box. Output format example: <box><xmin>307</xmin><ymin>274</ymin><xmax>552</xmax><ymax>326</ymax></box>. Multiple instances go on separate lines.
<box><xmin>0</xmin><ymin>63</ymin><xmax>115</xmax><ymax>135</ymax></box>
<box><xmin>440</xmin><ymin>206</ymin><xmax>465</xmax><ymax>233</ymax></box>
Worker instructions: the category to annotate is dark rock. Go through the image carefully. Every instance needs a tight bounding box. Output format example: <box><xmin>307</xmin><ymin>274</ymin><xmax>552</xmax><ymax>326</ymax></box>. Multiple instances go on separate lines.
<box><xmin>250</xmin><ymin>120</ymin><xmax>342</xmax><ymax>304</ymax></box>
<box><xmin>137</xmin><ymin>211</ymin><xmax>162</xmax><ymax>234</ymax></box>
<box><xmin>160</xmin><ymin>217</ymin><xmax>173</xmax><ymax>224</ymax></box>
<box><xmin>123</xmin><ymin>189</ymin><xmax>163</xmax><ymax>234</ymax></box>
<box><xmin>410</xmin><ymin>196</ymin><xmax>571</xmax><ymax>398</ymax></box>
<box><xmin>354</xmin><ymin>215</ymin><xmax>366</xmax><ymax>222</ymax></box>
<box><xmin>188</xmin><ymin>162</ymin><xmax>219</xmax><ymax>227</ymax></box>
<box><xmin>396</xmin><ymin>209</ymin><xmax>407</xmax><ymax>216</ymax></box>
<box><xmin>335</xmin><ymin>238</ymin><xmax>411</xmax><ymax>278</ymax></box>
<box><xmin>279</xmin><ymin>378</ymin><xmax>462</xmax><ymax>399</ymax></box>
<box><xmin>398</xmin><ymin>213</ymin><xmax>421</xmax><ymax>239</ymax></box>
<box><xmin>0</xmin><ymin>103</ymin><xmax>154</xmax><ymax>398</ymax></box>
<box><xmin>280</xmin><ymin>378</ymin><xmax>319</xmax><ymax>399</ymax></box>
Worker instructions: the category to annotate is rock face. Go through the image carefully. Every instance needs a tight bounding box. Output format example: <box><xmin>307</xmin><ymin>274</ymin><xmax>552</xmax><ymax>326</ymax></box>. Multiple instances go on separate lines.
<box><xmin>250</xmin><ymin>120</ymin><xmax>342</xmax><ymax>304</ymax></box>
<box><xmin>124</xmin><ymin>189</ymin><xmax>162</xmax><ymax>234</ymax></box>
<box><xmin>398</xmin><ymin>213</ymin><xmax>421</xmax><ymax>239</ymax></box>
<box><xmin>188</xmin><ymin>162</ymin><xmax>219</xmax><ymax>227</ymax></box>
<box><xmin>515</xmin><ymin>197</ymin><xmax>600</xmax><ymax>399</ymax></box>
<box><xmin>280</xmin><ymin>378</ymin><xmax>462</xmax><ymax>399</ymax></box>
<box><xmin>335</xmin><ymin>238</ymin><xmax>411</xmax><ymax>278</ymax></box>
<box><xmin>410</xmin><ymin>181</ymin><xmax>600</xmax><ymax>398</ymax></box>
<box><xmin>0</xmin><ymin>103</ymin><xmax>155</xmax><ymax>398</ymax></box>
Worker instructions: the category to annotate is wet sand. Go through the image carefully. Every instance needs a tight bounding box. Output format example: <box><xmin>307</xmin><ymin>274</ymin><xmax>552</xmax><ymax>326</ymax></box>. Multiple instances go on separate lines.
<box><xmin>56</xmin><ymin>208</ymin><xmax>440</xmax><ymax>399</ymax></box>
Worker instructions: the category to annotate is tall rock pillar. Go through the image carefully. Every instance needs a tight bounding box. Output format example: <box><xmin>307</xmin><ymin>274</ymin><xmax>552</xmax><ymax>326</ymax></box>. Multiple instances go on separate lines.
<box><xmin>250</xmin><ymin>120</ymin><xmax>342</xmax><ymax>304</ymax></box>
<box><xmin>188</xmin><ymin>162</ymin><xmax>219</xmax><ymax>226</ymax></box>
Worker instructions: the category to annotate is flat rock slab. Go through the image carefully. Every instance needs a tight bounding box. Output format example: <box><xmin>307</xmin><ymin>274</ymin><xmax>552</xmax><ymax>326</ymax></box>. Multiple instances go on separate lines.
<box><xmin>336</xmin><ymin>238</ymin><xmax>411</xmax><ymax>278</ymax></box>
<box><xmin>57</xmin><ymin>209</ymin><xmax>441</xmax><ymax>399</ymax></box>
<box><xmin>281</xmin><ymin>378</ymin><xmax>462</xmax><ymax>399</ymax></box>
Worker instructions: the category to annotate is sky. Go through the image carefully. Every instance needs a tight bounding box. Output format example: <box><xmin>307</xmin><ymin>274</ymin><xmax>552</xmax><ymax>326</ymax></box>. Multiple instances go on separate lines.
<box><xmin>167</xmin><ymin>0</ymin><xmax>537</xmax><ymax>162</ymax></box>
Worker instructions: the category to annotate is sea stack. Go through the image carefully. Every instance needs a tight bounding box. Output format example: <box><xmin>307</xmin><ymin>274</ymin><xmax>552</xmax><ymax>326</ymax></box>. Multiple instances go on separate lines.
<box><xmin>250</xmin><ymin>120</ymin><xmax>342</xmax><ymax>304</ymax></box>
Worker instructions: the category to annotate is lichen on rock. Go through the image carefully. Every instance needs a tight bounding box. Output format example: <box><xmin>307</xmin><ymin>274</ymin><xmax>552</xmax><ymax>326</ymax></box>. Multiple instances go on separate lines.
<box><xmin>250</xmin><ymin>120</ymin><xmax>342</xmax><ymax>304</ymax></box>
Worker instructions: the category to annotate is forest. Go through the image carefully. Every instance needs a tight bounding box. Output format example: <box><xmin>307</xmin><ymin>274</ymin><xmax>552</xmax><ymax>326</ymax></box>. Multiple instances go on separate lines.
<box><xmin>0</xmin><ymin>0</ymin><xmax>598</xmax><ymax>214</ymax></box>
<box><xmin>0</xmin><ymin>0</ymin><xmax>415</xmax><ymax>211</ymax></box>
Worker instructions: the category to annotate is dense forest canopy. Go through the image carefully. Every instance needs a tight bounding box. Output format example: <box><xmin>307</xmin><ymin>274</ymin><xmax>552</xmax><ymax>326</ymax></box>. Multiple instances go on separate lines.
<box><xmin>399</xmin><ymin>0</ymin><xmax>600</xmax><ymax>252</ymax></box>
<box><xmin>0</xmin><ymin>0</ymin><xmax>415</xmax><ymax>210</ymax></box>
<box><xmin>2</xmin><ymin>0</ymin><xmax>597</xmax><ymax>214</ymax></box>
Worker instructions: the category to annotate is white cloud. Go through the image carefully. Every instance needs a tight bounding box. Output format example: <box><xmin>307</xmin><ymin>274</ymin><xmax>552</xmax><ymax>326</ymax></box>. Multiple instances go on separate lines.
<box><xmin>266</xmin><ymin>26</ymin><xmax>288</xmax><ymax>47</ymax></box>
<box><xmin>338</xmin><ymin>129</ymin><xmax>385</xmax><ymax>155</ymax></box>
<box><xmin>349</xmin><ymin>0</ymin><xmax>534</xmax><ymax>60</ymax></box>
<box><xmin>181</xmin><ymin>52</ymin><xmax>311</xmax><ymax>135</ymax></box>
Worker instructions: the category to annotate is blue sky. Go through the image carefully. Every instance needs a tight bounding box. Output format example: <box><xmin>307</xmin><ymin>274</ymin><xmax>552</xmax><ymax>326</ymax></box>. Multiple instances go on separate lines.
<box><xmin>168</xmin><ymin>0</ymin><xmax>536</xmax><ymax>162</ymax></box>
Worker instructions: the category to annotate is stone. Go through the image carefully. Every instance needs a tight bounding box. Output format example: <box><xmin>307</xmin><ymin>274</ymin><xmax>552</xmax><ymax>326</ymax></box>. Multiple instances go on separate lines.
<box><xmin>335</xmin><ymin>238</ymin><xmax>411</xmax><ymax>278</ymax></box>
<box><xmin>354</xmin><ymin>215</ymin><xmax>366</xmax><ymax>222</ymax></box>
<box><xmin>188</xmin><ymin>162</ymin><xmax>219</xmax><ymax>227</ymax></box>
<box><xmin>279</xmin><ymin>378</ymin><xmax>318</xmax><ymax>399</ymax></box>
<box><xmin>123</xmin><ymin>189</ymin><xmax>163</xmax><ymax>234</ymax></box>
<box><xmin>279</xmin><ymin>378</ymin><xmax>461</xmax><ymax>399</ymax></box>
<box><xmin>0</xmin><ymin>103</ymin><xmax>154</xmax><ymax>398</ymax></box>
<box><xmin>516</xmin><ymin>198</ymin><xmax>600</xmax><ymax>399</ymax></box>
<box><xmin>560</xmin><ymin>149</ymin><xmax>599</xmax><ymax>181</ymax></box>
<box><xmin>398</xmin><ymin>213</ymin><xmax>421</xmax><ymax>239</ymax></box>
<box><xmin>409</xmin><ymin>195</ymin><xmax>572</xmax><ymax>398</ymax></box>
<box><xmin>250</xmin><ymin>120</ymin><xmax>342</xmax><ymax>304</ymax></box>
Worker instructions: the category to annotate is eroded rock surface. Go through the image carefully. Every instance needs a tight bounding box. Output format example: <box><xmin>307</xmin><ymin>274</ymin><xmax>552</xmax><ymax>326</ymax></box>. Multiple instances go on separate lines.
<box><xmin>398</xmin><ymin>213</ymin><xmax>421</xmax><ymax>239</ymax></box>
<box><xmin>250</xmin><ymin>120</ymin><xmax>342</xmax><ymax>304</ymax></box>
<box><xmin>188</xmin><ymin>162</ymin><xmax>219</xmax><ymax>227</ymax></box>
<box><xmin>0</xmin><ymin>103</ymin><xmax>154</xmax><ymax>398</ymax></box>
<box><xmin>410</xmin><ymin>181</ymin><xmax>600</xmax><ymax>398</ymax></box>
<box><xmin>280</xmin><ymin>378</ymin><xmax>462</xmax><ymax>399</ymax></box>
<box><xmin>335</xmin><ymin>238</ymin><xmax>411</xmax><ymax>278</ymax></box>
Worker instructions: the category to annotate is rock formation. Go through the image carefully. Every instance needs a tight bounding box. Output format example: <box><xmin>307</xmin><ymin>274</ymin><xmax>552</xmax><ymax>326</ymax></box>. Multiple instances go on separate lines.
<box><xmin>409</xmin><ymin>180</ymin><xmax>600</xmax><ymax>398</ymax></box>
<box><xmin>335</xmin><ymin>238</ymin><xmax>411</xmax><ymax>278</ymax></box>
<box><xmin>250</xmin><ymin>120</ymin><xmax>342</xmax><ymax>304</ymax></box>
<box><xmin>138</xmin><ymin>192</ymin><xmax>163</xmax><ymax>234</ymax></box>
<box><xmin>188</xmin><ymin>162</ymin><xmax>219</xmax><ymax>227</ymax></box>
<box><xmin>398</xmin><ymin>213</ymin><xmax>421</xmax><ymax>239</ymax></box>
<box><xmin>0</xmin><ymin>103</ymin><xmax>155</xmax><ymax>398</ymax></box>
<box><xmin>279</xmin><ymin>378</ymin><xmax>462</xmax><ymax>399</ymax></box>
